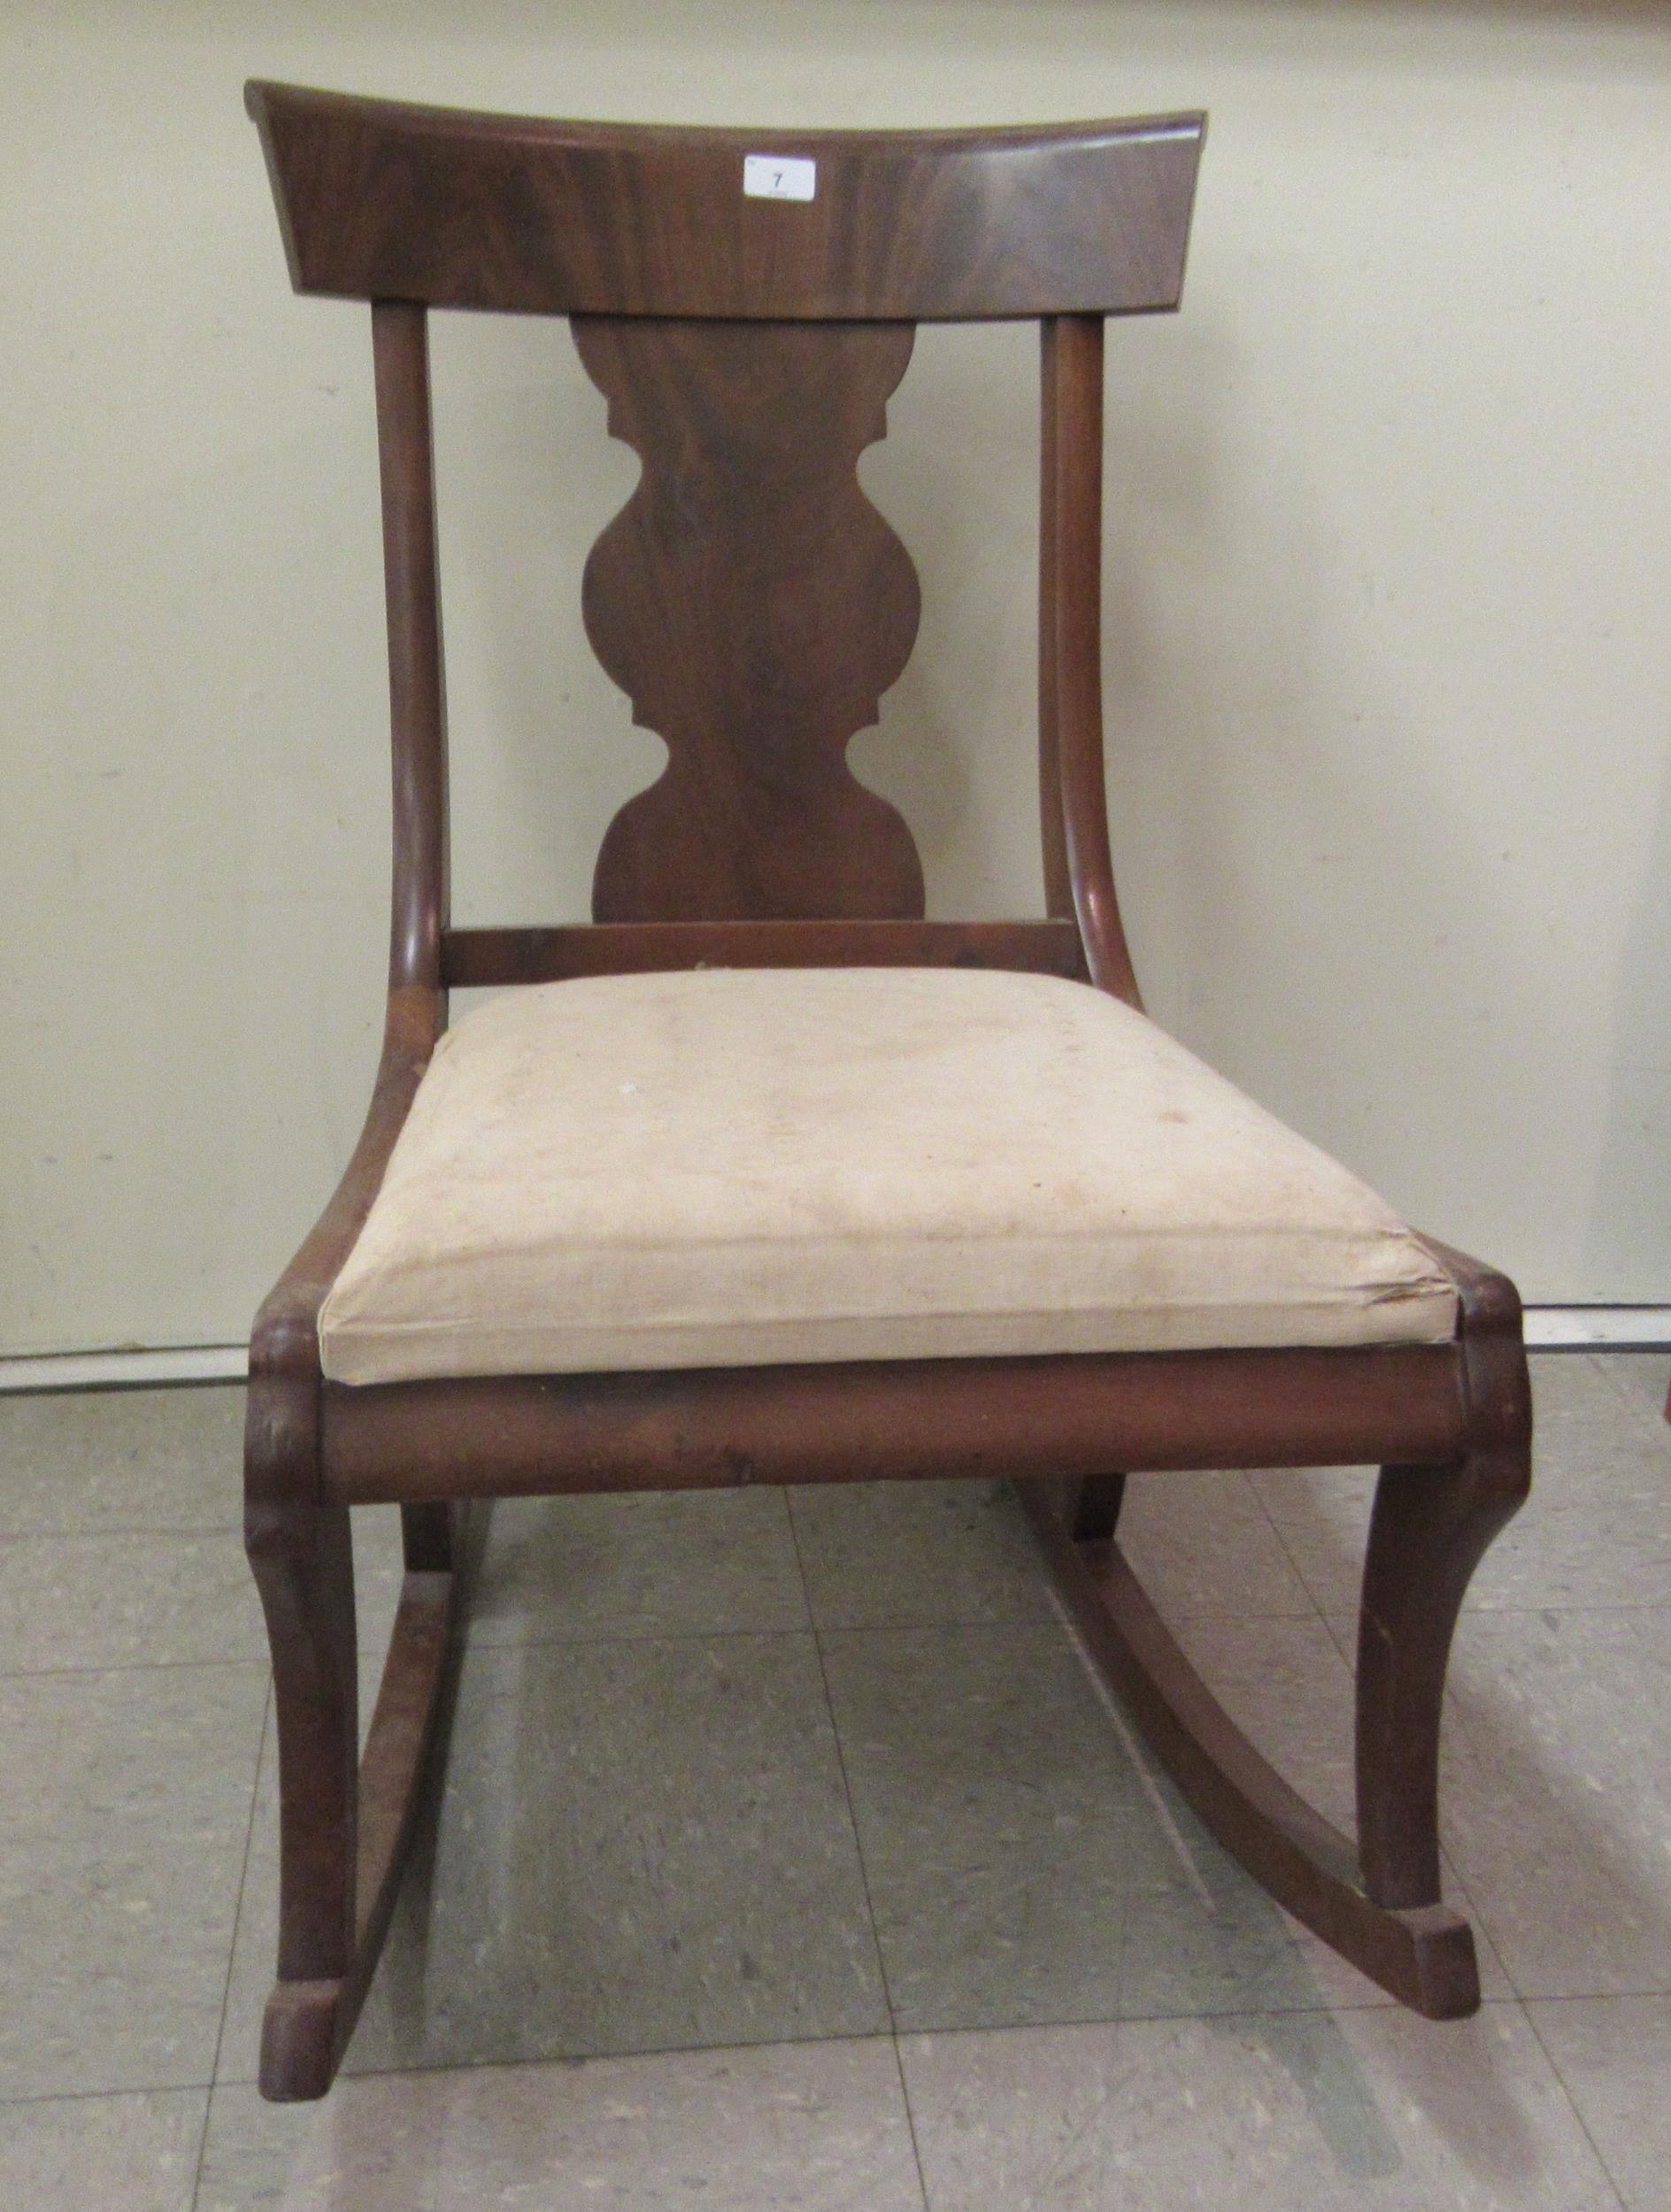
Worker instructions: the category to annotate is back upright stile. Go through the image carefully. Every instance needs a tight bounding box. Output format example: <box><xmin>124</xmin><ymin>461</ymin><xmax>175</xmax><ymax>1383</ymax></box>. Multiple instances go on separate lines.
<box><xmin>1040</xmin><ymin>312</ymin><xmax>1141</xmax><ymax>1005</ymax></box>
<box><xmin>372</xmin><ymin>300</ymin><xmax>448</xmax><ymax>1005</ymax></box>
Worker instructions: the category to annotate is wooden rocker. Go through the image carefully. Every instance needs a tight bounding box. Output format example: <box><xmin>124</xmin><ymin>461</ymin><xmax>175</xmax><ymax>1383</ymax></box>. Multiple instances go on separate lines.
<box><xmin>242</xmin><ymin>83</ymin><xmax>1531</xmax><ymax>2102</ymax></box>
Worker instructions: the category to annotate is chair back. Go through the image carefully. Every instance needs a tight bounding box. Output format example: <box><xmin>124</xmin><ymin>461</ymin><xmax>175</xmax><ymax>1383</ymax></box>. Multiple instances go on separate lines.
<box><xmin>248</xmin><ymin>84</ymin><xmax>1205</xmax><ymax>982</ymax></box>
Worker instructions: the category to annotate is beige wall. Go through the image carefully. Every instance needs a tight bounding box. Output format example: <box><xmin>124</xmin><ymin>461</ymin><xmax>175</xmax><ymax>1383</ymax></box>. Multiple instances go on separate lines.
<box><xmin>2</xmin><ymin>1</ymin><xmax>1667</xmax><ymax>1354</ymax></box>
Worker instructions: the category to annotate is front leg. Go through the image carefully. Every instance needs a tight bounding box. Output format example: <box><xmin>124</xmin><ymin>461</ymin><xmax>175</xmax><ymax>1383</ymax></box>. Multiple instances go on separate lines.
<box><xmin>244</xmin><ymin>1486</ymin><xmax>359</xmax><ymax>2099</ymax></box>
<box><xmin>1355</xmin><ymin>1442</ymin><xmax>1529</xmax><ymax>1909</ymax></box>
<box><xmin>1355</xmin><ymin>1249</ymin><xmax>1531</xmax><ymax>1910</ymax></box>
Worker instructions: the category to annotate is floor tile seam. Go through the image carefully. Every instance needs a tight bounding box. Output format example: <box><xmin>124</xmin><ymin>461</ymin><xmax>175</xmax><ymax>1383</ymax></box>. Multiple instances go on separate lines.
<box><xmin>0</xmin><ymin>2080</ymin><xmax>219</xmax><ymax>2110</ymax></box>
<box><xmin>895</xmin><ymin>1996</ymin><xmax>1608</xmax><ymax>2212</ymax></box>
<box><xmin>889</xmin><ymin>1983</ymin><xmax>1540</xmax><ymax>2038</ymax></box>
<box><xmin>190</xmin><ymin>2093</ymin><xmax>228</xmax><ymax>2198</ymax></box>
<box><xmin>1120</xmin><ymin>1987</ymin><xmax>1529</xmax><ymax>2024</ymax></box>
<box><xmin>1244</xmin><ymin>1466</ymin><xmax>1347</xmax><ymax>1620</ymax></box>
<box><xmin>193</xmin><ymin>1984</ymin><xmax>1567</xmax><ymax>2104</ymax></box>
<box><xmin>0</xmin><ymin>1523</ymin><xmax>243</xmax><ymax>1543</ymax></box>
<box><xmin>459</xmin><ymin>1613</ymin><xmax>1095</xmax><ymax>1655</ymax></box>
<box><xmin>782</xmin><ymin>1492</ymin><xmax>900</xmax><ymax>2037</ymax></box>
<box><xmin>887</xmin><ymin>1988</ymin><xmax>1541</xmax><ymax>2055</ymax></box>
<box><xmin>1445</xmin><ymin>1878</ymin><xmax>1575</xmax><ymax>2016</ymax></box>
<box><xmin>886</xmin><ymin>2031</ymin><xmax>936</xmax><ymax>2212</ymax></box>
<box><xmin>1493</xmin><ymin>1978</ymin><xmax>1671</xmax><ymax>2005</ymax></box>
<box><xmin>757</xmin><ymin>1607</ymin><xmax>1068</xmax><ymax>1635</ymax></box>
<box><xmin>766</xmin><ymin>1479</ymin><xmax>818</xmax><ymax>1635</ymax></box>
<box><xmin>461</xmin><ymin>1622</ymin><xmax>822</xmax><ymax>1653</ymax></box>
<box><xmin>213</xmin><ymin>2023</ymin><xmax>916</xmax><ymax>2096</ymax></box>
<box><xmin>0</xmin><ymin>1653</ymin><xmax>272</xmax><ymax>1684</ymax></box>
<box><xmin>805</xmin><ymin>1614</ymin><xmax>1090</xmax><ymax>1648</ymax></box>
<box><xmin>1328</xmin><ymin>1601</ymin><xmax>1671</xmax><ymax>1655</ymax></box>
<box><xmin>1457</xmin><ymin>1600</ymin><xmax>1671</xmax><ymax>1616</ymax></box>
<box><xmin>1135</xmin><ymin>1602</ymin><xmax>1357</xmax><ymax>1627</ymax></box>
<box><xmin>1038</xmin><ymin>1576</ymin><xmax>1239</xmax><ymax>1919</ymax></box>
<box><xmin>201</xmin><ymin>1678</ymin><xmax>272</xmax><ymax>2113</ymax></box>
<box><xmin>1521</xmin><ymin>1987</ymin><xmax>1671</xmax><ymax>2008</ymax></box>
<box><xmin>1519</xmin><ymin>1995</ymin><xmax>1636</xmax><ymax>2212</ymax></box>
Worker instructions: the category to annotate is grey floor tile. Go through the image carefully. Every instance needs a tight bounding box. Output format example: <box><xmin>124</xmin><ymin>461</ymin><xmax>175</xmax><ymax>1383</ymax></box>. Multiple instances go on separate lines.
<box><xmin>1527</xmin><ymin>1993</ymin><xmax>1671</xmax><ymax>2212</ymax></box>
<box><xmin>0</xmin><ymin>1531</ymin><xmax>266</xmax><ymax>1673</ymax></box>
<box><xmin>1529</xmin><ymin>1353</ymin><xmax>1633</xmax><ymax>1426</ymax></box>
<box><xmin>468</xmin><ymin>1486</ymin><xmax>808</xmax><ymax>1646</ymax></box>
<box><xmin>196</xmin><ymin>2077</ymin><xmax>444</xmax><ymax>2212</ymax></box>
<box><xmin>1591</xmin><ymin>1351</ymin><xmax>1671</xmax><ymax>1424</ymax></box>
<box><xmin>1248</xmin><ymin>1462</ymin><xmax>1375</xmax><ymax>1617</ymax></box>
<box><xmin>0</xmin><ymin>1402</ymin><xmax>404</xmax><ymax>1682</ymax></box>
<box><xmin>1114</xmin><ymin>1468</ymin><xmax>1317</xmax><ymax>1619</ymax></box>
<box><xmin>1442</xmin><ymin>1608</ymin><xmax>1671</xmax><ymax>1996</ymax></box>
<box><xmin>0</xmin><ymin>1662</ymin><xmax>267</xmax><ymax>2099</ymax></box>
<box><xmin>223</xmin><ymin>1632</ymin><xmax>886</xmax><ymax>2082</ymax></box>
<box><xmin>436</xmin><ymin>2035</ymin><xmax>926</xmax><ymax>2210</ymax></box>
<box><xmin>0</xmin><ymin>1384</ymin><xmax>243</xmax><ymax>1537</ymax></box>
<box><xmin>0</xmin><ymin>2088</ymin><xmax>205</xmax><ymax>2212</ymax></box>
<box><xmin>820</xmin><ymin>1622</ymin><xmax>1157</xmax><ymax>2031</ymax></box>
<box><xmin>788</xmin><ymin>1479</ymin><xmax>1054</xmax><ymax>1630</ymax></box>
<box><xmin>899</xmin><ymin>2007</ymin><xmax>1621</xmax><ymax>2210</ymax></box>
<box><xmin>821</xmin><ymin>1621</ymin><xmax>1365</xmax><ymax>2033</ymax></box>
<box><xmin>1109</xmin><ymin>1863</ymin><xmax>1396</xmax><ymax>2025</ymax></box>
<box><xmin>199</xmin><ymin>2039</ymin><xmax>925</xmax><ymax>2212</ymax></box>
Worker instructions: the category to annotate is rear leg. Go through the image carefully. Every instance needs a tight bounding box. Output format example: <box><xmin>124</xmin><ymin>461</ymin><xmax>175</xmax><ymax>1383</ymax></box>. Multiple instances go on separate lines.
<box><xmin>1068</xmin><ymin>1471</ymin><xmax>1127</xmax><ymax>1541</ymax></box>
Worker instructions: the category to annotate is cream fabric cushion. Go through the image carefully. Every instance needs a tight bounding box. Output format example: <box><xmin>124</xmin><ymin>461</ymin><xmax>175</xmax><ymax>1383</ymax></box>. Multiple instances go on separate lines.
<box><xmin>319</xmin><ymin>967</ymin><xmax>1456</xmax><ymax>1383</ymax></box>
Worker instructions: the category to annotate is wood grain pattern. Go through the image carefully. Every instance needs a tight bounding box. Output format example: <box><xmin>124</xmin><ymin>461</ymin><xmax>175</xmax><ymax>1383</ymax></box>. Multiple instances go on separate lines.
<box><xmin>318</xmin><ymin>1345</ymin><xmax>1471</xmax><ymax>1505</ymax></box>
<box><xmin>575</xmin><ymin>316</ymin><xmax>925</xmax><ymax>921</ymax></box>
<box><xmin>441</xmin><ymin>918</ymin><xmax>1086</xmax><ymax>987</ymax></box>
<box><xmin>246</xmin><ymin>81</ymin><xmax>1205</xmax><ymax>321</ymax></box>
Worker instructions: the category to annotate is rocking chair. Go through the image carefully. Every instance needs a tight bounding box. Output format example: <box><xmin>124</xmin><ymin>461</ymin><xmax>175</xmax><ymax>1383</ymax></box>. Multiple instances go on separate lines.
<box><xmin>242</xmin><ymin>82</ymin><xmax>1531</xmax><ymax>2102</ymax></box>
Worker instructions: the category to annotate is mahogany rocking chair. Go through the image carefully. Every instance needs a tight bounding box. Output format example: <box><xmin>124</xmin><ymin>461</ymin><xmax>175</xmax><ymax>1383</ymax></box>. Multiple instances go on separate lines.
<box><xmin>243</xmin><ymin>82</ymin><xmax>1531</xmax><ymax>2102</ymax></box>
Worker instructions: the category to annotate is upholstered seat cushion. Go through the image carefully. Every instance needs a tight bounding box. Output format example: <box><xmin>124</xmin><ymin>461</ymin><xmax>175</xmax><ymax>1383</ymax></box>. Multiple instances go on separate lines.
<box><xmin>318</xmin><ymin>967</ymin><xmax>1457</xmax><ymax>1383</ymax></box>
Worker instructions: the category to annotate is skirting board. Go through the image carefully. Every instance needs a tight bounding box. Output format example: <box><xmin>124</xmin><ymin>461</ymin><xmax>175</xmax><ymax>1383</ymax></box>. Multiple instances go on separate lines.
<box><xmin>0</xmin><ymin>1345</ymin><xmax>250</xmax><ymax>1393</ymax></box>
<box><xmin>1</xmin><ymin>1308</ymin><xmax>1668</xmax><ymax>1393</ymax></box>
<box><xmin>1524</xmin><ymin>1309</ymin><xmax>1671</xmax><ymax>1351</ymax></box>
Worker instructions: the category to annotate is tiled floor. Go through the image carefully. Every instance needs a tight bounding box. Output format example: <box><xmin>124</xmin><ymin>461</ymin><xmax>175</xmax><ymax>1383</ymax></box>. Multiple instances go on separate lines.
<box><xmin>2</xmin><ymin>1356</ymin><xmax>1667</xmax><ymax>2208</ymax></box>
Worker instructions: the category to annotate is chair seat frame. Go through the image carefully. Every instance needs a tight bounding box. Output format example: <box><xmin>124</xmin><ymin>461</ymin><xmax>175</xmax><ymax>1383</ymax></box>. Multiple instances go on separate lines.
<box><xmin>242</xmin><ymin>84</ymin><xmax>1530</xmax><ymax>2101</ymax></box>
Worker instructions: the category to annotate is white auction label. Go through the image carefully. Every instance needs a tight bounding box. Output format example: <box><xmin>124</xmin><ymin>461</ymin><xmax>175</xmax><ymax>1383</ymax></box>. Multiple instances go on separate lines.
<box><xmin>743</xmin><ymin>154</ymin><xmax>816</xmax><ymax>203</ymax></box>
